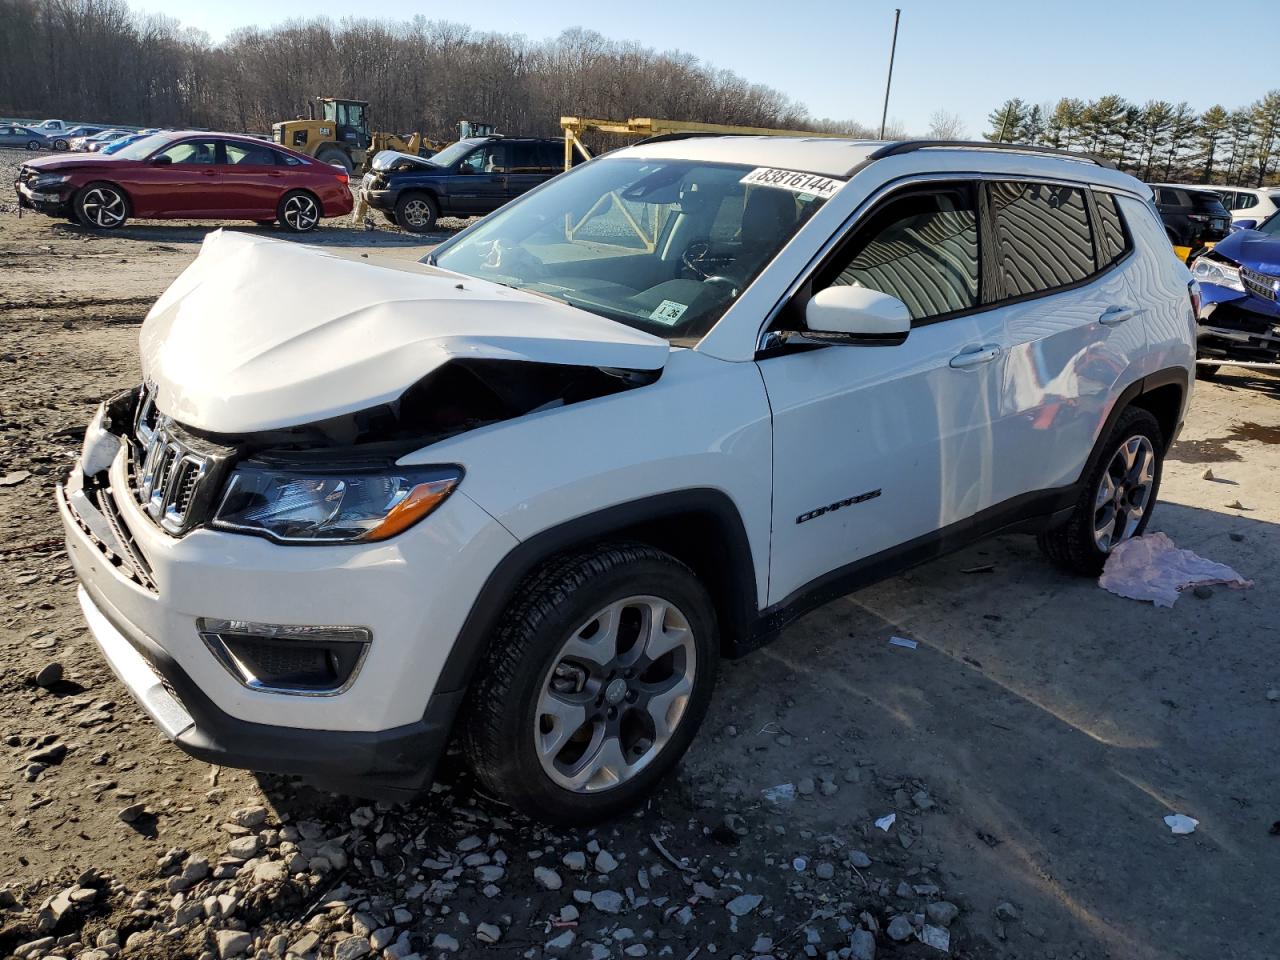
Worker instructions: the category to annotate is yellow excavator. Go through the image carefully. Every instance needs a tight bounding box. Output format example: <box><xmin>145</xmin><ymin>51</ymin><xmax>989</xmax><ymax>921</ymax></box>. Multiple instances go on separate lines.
<box><xmin>272</xmin><ymin>98</ymin><xmax>494</xmax><ymax>173</ymax></box>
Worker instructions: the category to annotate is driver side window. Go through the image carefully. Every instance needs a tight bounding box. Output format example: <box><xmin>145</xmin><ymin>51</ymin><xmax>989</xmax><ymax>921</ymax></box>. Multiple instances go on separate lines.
<box><xmin>157</xmin><ymin>140</ymin><xmax>218</xmax><ymax>165</ymax></box>
<box><xmin>818</xmin><ymin>184</ymin><xmax>980</xmax><ymax>325</ymax></box>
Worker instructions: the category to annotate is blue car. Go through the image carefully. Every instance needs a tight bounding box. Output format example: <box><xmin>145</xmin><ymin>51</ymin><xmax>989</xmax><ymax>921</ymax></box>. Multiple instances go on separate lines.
<box><xmin>1190</xmin><ymin>211</ymin><xmax>1280</xmax><ymax>375</ymax></box>
<box><xmin>100</xmin><ymin>130</ymin><xmax>161</xmax><ymax>155</ymax></box>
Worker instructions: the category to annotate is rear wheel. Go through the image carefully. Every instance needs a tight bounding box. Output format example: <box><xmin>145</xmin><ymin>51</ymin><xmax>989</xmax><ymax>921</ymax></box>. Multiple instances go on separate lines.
<box><xmin>26</xmin><ymin>140</ymin><xmax>41</xmax><ymax>151</ymax></box>
<box><xmin>277</xmin><ymin>190</ymin><xmax>321</xmax><ymax>232</ymax></box>
<box><xmin>462</xmin><ymin>543</ymin><xmax>719</xmax><ymax>824</ymax></box>
<box><xmin>394</xmin><ymin>192</ymin><xmax>438</xmax><ymax>233</ymax></box>
<box><xmin>1037</xmin><ymin>406</ymin><xmax>1164</xmax><ymax>575</ymax></box>
<box><xmin>53</xmin><ymin>138</ymin><xmax>68</xmax><ymax>151</ymax></box>
<box><xmin>315</xmin><ymin>147</ymin><xmax>353</xmax><ymax>175</ymax></box>
<box><xmin>74</xmin><ymin>182</ymin><xmax>129</xmax><ymax>229</ymax></box>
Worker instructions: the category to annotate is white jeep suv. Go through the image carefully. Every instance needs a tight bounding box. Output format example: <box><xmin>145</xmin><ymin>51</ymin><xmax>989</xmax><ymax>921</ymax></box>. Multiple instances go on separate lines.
<box><xmin>60</xmin><ymin>138</ymin><xmax>1196</xmax><ymax>823</ymax></box>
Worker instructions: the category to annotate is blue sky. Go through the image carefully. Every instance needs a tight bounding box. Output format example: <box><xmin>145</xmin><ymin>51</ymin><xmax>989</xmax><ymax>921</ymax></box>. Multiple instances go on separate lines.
<box><xmin>144</xmin><ymin>0</ymin><xmax>1277</xmax><ymax>136</ymax></box>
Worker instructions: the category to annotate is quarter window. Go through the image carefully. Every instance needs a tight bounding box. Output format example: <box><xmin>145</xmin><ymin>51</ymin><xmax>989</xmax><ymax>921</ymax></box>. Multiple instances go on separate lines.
<box><xmin>989</xmin><ymin>181</ymin><xmax>1095</xmax><ymax>297</ymax></box>
<box><xmin>820</xmin><ymin>185</ymin><xmax>980</xmax><ymax>323</ymax></box>
<box><xmin>1093</xmin><ymin>191</ymin><xmax>1131</xmax><ymax>266</ymax></box>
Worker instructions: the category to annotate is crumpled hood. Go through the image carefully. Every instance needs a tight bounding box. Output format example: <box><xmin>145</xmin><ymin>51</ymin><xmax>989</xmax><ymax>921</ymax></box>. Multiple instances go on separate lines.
<box><xmin>140</xmin><ymin>230</ymin><xmax>669</xmax><ymax>434</ymax></box>
<box><xmin>1215</xmin><ymin>230</ymin><xmax>1280</xmax><ymax>276</ymax></box>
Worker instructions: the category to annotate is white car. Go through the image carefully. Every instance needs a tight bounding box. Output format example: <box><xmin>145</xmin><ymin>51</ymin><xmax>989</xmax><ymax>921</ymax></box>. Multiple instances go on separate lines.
<box><xmin>1214</xmin><ymin>185</ymin><xmax>1280</xmax><ymax>226</ymax></box>
<box><xmin>60</xmin><ymin>138</ymin><xmax>1196</xmax><ymax>822</ymax></box>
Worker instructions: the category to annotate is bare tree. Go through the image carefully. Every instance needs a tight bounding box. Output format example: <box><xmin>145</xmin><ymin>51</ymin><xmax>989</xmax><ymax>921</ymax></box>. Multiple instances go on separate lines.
<box><xmin>926</xmin><ymin>109</ymin><xmax>965</xmax><ymax>140</ymax></box>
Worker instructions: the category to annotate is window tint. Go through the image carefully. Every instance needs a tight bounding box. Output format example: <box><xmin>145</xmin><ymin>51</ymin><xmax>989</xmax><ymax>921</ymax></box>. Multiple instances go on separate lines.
<box><xmin>157</xmin><ymin>139</ymin><xmax>217</xmax><ymax>165</ymax></box>
<box><xmin>1157</xmin><ymin>188</ymin><xmax>1181</xmax><ymax>206</ymax></box>
<box><xmin>276</xmin><ymin>150</ymin><xmax>302</xmax><ymax>166</ymax></box>
<box><xmin>1093</xmin><ymin>192</ymin><xmax>1130</xmax><ymax>266</ymax></box>
<box><xmin>225</xmin><ymin>141</ymin><xmax>277</xmax><ymax>165</ymax></box>
<box><xmin>823</xmin><ymin>185</ymin><xmax>979</xmax><ymax>322</ymax></box>
<box><xmin>460</xmin><ymin>145</ymin><xmax>504</xmax><ymax>174</ymax></box>
<box><xmin>990</xmin><ymin>181</ymin><xmax>1095</xmax><ymax>297</ymax></box>
<box><xmin>508</xmin><ymin>141</ymin><xmax>539</xmax><ymax>172</ymax></box>
<box><xmin>1236</xmin><ymin>192</ymin><xmax>1259</xmax><ymax>209</ymax></box>
<box><xmin>537</xmin><ymin>141</ymin><xmax>562</xmax><ymax>170</ymax></box>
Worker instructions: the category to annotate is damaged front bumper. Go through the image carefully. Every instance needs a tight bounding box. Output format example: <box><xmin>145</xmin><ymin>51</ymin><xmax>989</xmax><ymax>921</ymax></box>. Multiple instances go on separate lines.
<box><xmin>58</xmin><ymin>414</ymin><xmax>518</xmax><ymax>797</ymax></box>
<box><xmin>1196</xmin><ymin>280</ymin><xmax>1280</xmax><ymax>370</ymax></box>
<box><xmin>14</xmin><ymin>180</ymin><xmax>73</xmax><ymax>217</ymax></box>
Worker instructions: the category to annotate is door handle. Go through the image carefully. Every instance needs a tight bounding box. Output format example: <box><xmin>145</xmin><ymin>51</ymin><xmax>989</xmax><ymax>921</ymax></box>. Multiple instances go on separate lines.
<box><xmin>1099</xmin><ymin>306</ymin><xmax>1142</xmax><ymax>326</ymax></box>
<box><xmin>950</xmin><ymin>344</ymin><xmax>1001</xmax><ymax>369</ymax></box>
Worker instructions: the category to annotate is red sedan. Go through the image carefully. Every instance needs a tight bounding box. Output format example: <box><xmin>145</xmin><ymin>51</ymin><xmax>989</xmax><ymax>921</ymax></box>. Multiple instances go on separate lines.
<box><xmin>14</xmin><ymin>131</ymin><xmax>353</xmax><ymax>232</ymax></box>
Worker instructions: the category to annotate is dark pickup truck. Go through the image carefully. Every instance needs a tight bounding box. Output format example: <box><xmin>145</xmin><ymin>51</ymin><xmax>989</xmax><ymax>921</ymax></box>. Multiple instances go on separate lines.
<box><xmin>360</xmin><ymin>136</ymin><xmax>568</xmax><ymax>232</ymax></box>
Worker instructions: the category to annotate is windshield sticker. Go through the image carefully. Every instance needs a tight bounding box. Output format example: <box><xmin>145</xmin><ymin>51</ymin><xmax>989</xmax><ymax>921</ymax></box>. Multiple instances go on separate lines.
<box><xmin>650</xmin><ymin>300</ymin><xmax>688</xmax><ymax>325</ymax></box>
<box><xmin>740</xmin><ymin>167</ymin><xmax>845</xmax><ymax>199</ymax></box>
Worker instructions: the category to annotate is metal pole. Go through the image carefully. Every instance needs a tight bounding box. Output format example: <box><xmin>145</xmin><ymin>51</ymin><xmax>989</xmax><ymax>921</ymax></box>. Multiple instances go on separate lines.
<box><xmin>879</xmin><ymin>8</ymin><xmax>901</xmax><ymax>140</ymax></box>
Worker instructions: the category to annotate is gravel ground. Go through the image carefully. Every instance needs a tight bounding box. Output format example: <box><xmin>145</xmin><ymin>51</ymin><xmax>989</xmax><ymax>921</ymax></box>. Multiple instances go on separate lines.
<box><xmin>2</xmin><ymin>158</ymin><xmax>1279</xmax><ymax>960</ymax></box>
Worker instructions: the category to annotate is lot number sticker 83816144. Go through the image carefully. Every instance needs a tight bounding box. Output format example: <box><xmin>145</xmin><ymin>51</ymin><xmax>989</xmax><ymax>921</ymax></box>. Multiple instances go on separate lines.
<box><xmin>739</xmin><ymin>168</ymin><xmax>845</xmax><ymax>199</ymax></box>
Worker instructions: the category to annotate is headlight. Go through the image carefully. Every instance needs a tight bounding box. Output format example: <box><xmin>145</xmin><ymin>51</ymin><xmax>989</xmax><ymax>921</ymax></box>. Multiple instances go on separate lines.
<box><xmin>212</xmin><ymin>464</ymin><xmax>462</xmax><ymax>544</ymax></box>
<box><xmin>32</xmin><ymin>173</ymin><xmax>70</xmax><ymax>188</ymax></box>
<box><xmin>1191</xmin><ymin>256</ymin><xmax>1244</xmax><ymax>293</ymax></box>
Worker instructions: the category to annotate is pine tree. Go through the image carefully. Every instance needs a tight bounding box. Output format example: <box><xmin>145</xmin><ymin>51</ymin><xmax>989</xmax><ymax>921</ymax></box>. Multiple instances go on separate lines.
<box><xmin>984</xmin><ymin>99</ymin><xmax>1025</xmax><ymax>143</ymax></box>
<box><xmin>1250</xmin><ymin>91</ymin><xmax>1280</xmax><ymax>187</ymax></box>
<box><xmin>1197</xmin><ymin>106</ymin><xmax>1229</xmax><ymax>183</ymax></box>
<box><xmin>1018</xmin><ymin>104</ymin><xmax>1044</xmax><ymax>145</ymax></box>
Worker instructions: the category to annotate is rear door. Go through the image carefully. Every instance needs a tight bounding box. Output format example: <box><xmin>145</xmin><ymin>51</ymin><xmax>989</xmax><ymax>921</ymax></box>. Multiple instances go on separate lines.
<box><xmin>504</xmin><ymin>140</ymin><xmax>557</xmax><ymax>201</ymax></box>
<box><xmin>989</xmin><ymin>181</ymin><xmax>1145</xmax><ymax>502</ymax></box>
<box><xmin>218</xmin><ymin>140</ymin><xmax>286</xmax><ymax>217</ymax></box>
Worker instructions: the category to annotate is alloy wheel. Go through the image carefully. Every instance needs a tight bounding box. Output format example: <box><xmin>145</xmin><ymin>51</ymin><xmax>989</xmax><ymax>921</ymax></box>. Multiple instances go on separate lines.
<box><xmin>402</xmin><ymin>199</ymin><xmax>431</xmax><ymax>227</ymax></box>
<box><xmin>1093</xmin><ymin>435</ymin><xmax>1155</xmax><ymax>552</ymax></box>
<box><xmin>283</xmin><ymin>194</ymin><xmax>319</xmax><ymax>231</ymax></box>
<box><xmin>81</xmin><ymin>187</ymin><xmax>126</xmax><ymax>227</ymax></box>
<box><xmin>534</xmin><ymin>595</ymin><xmax>697</xmax><ymax>793</ymax></box>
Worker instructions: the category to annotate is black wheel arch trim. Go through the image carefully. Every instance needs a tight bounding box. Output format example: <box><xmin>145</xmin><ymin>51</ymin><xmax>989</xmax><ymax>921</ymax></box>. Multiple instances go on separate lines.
<box><xmin>432</xmin><ymin>489</ymin><xmax>759</xmax><ymax>700</ymax></box>
<box><xmin>1091</xmin><ymin>367</ymin><xmax>1188</xmax><ymax>464</ymax></box>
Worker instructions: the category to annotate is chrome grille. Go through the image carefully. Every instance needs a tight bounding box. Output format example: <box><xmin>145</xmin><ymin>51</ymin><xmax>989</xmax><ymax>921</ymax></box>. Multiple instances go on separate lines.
<box><xmin>1242</xmin><ymin>266</ymin><xmax>1279</xmax><ymax>302</ymax></box>
<box><xmin>133</xmin><ymin>416</ymin><xmax>211</xmax><ymax>536</ymax></box>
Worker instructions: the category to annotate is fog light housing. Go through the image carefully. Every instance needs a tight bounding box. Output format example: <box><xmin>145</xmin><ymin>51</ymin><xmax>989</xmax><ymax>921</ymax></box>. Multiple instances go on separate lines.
<box><xmin>197</xmin><ymin>619</ymin><xmax>371</xmax><ymax>696</ymax></box>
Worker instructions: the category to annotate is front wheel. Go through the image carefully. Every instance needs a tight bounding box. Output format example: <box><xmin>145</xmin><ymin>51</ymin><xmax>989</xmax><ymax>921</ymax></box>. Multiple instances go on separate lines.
<box><xmin>462</xmin><ymin>543</ymin><xmax>719</xmax><ymax>824</ymax></box>
<box><xmin>27</xmin><ymin>140</ymin><xmax>42</xmax><ymax>151</ymax></box>
<box><xmin>74</xmin><ymin>182</ymin><xmax>129</xmax><ymax>229</ymax></box>
<box><xmin>1037</xmin><ymin>406</ymin><xmax>1164</xmax><ymax>575</ymax></box>
<box><xmin>394</xmin><ymin>193</ymin><xmax>439</xmax><ymax>233</ymax></box>
<box><xmin>53</xmin><ymin>138</ymin><xmax>68</xmax><ymax>151</ymax></box>
<box><xmin>277</xmin><ymin>190</ymin><xmax>321</xmax><ymax>232</ymax></box>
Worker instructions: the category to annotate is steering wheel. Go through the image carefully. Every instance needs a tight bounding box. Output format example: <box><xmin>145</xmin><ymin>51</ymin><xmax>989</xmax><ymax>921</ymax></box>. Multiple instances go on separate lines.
<box><xmin>481</xmin><ymin>239</ymin><xmax>545</xmax><ymax>278</ymax></box>
<box><xmin>681</xmin><ymin>240</ymin><xmax>713</xmax><ymax>280</ymax></box>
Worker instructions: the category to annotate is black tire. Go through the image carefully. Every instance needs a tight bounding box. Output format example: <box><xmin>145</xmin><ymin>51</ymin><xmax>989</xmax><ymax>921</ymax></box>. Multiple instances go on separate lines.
<box><xmin>53</xmin><ymin>138</ymin><xmax>68</xmax><ymax>151</ymax></box>
<box><xmin>26</xmin><ymin>140</ymin><xmax>41</xmax><ymax>151</ymax></box>
<box><xmin>461</xmin><ymin>542</ymin><xmax>719</xmax><ymax>825</ymax></box>
<box><xmin>73</xmin><ymin>182</ymin><xmax>129</xmax><ymax>229</ymax></box>
<box><xmin>1196</xmin><ymin>364</ymin><xmax>1220</xmax><ymax>380</ymax></box>
<box><xmin>316</xmin><ymin>147</ymin><xmax>354</xmax><ymax>175</ymax></box>
<box><xmin>394</xmin><ymin>192</ymin><xmax>438</xmax><ymax>233</ymax></box>
<box><xmin>276</xmin><ymin>190</ymin><xmax>321</xmax><ymax>232</ymax></box>
<box><xmin>1037</xmin><ymin>406</ymin><xmax>1164</xmax><ymax>576</ymax></box>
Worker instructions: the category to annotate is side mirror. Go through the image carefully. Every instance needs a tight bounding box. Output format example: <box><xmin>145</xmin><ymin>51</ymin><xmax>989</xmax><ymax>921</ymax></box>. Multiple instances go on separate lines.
<box><xmin>804</xmin><ymin>286</ymin><xmax>911</xmax><ymax>345</ymax></box>
<box><xmin>1232</xmin><ymin>219</ymin><xmax>1257</xmax><ymax>232</ymax></box>
<box><xmin>151</xmin><ymin>155</ymin><xmax>172</xmax><ymax>166</ymax></box>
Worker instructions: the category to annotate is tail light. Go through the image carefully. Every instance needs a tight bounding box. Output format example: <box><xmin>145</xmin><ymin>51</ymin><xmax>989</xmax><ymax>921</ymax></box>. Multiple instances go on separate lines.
<box><xmin>1188</xmin><ymin>213</ymin><xmax>1208</xmax><ymax>222</ymax></box>
<box><xmin>335</xmin><ymin>171</ymin><xmax>349</xmax><ymax>184</ymax></box>
<box><xmin>1188</xmin><ymin>280</ymin><xmax>1201</xmax><ymax>318</ymax></box>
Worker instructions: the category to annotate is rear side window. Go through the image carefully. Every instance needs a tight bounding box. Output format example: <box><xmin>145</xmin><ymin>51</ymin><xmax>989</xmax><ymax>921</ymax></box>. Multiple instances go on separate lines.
<box><xmin>536</xmin><ymin>141</ymin><xmax>562</xmax><ymax>170</ymax></box>
<box><xmin>507</xmin><ymin>141</ymin><xmax>539</xmax><ymax>172</ymax></box>
<box><xmin>823</xmin><ymin>184</ymin><xmax>980</xmax><ymax>323</ymax></box>
<box><xmin>989</xmin><ymin>181</ymin><xmax>1095</xmax><ymax>298</ymax></box>
<box><xmin>1157</xmin><ymin>188</ymin><xmax>1181</xmax><ymax>206</ymax></box>
<box><xmin>1093</xmin><ymin>192</ymin><xmax>1131</xmax><ymax>266</ymax></box>
<box><xmin>225</xmin><ymin>141</ymin><xmax>277</xmax><ymax>166</ymax></box>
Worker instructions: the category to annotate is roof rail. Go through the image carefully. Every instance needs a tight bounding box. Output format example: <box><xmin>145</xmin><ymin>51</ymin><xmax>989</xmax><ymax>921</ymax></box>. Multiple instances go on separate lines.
<box><xmin>861</xmin><ymin>140</ymin><xmax>1116</xmax><ymax>171</ymax></box>
<box><xmin>632</xmin><ymin>131</ymin><xmax>722</xmax><ymax>147</ymax></box>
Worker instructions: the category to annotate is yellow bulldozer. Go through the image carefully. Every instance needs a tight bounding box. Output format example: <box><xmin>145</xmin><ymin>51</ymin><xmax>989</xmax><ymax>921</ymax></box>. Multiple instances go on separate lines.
<box><xmin>272</xmin><ymin>98</ymin><xmax>496</xmax><ymax>173</ymax></box>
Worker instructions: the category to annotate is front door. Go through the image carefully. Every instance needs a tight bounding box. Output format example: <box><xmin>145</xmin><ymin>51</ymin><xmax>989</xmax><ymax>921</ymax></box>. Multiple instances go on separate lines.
<box><xmin>131</xmin><ymin>138</ymin><xmax>221</xmax><ymax>217</ymax></box>
<box><xmin>452</xmin><ymin>143</ymin><xmax>508</xmax><ymax>213</ymax></box>
<box><xmin>759</xmin><ymin>180</ymin><xmax>1007</xmax><ymax>605</ymax></box>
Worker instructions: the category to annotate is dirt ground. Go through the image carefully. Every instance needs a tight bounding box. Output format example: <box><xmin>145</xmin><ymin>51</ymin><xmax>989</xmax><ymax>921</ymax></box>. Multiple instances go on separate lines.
<box><xmin>1</xmin><ymin>145</ymin><xmax>1278</xmax><ymax>960</ymax></box>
